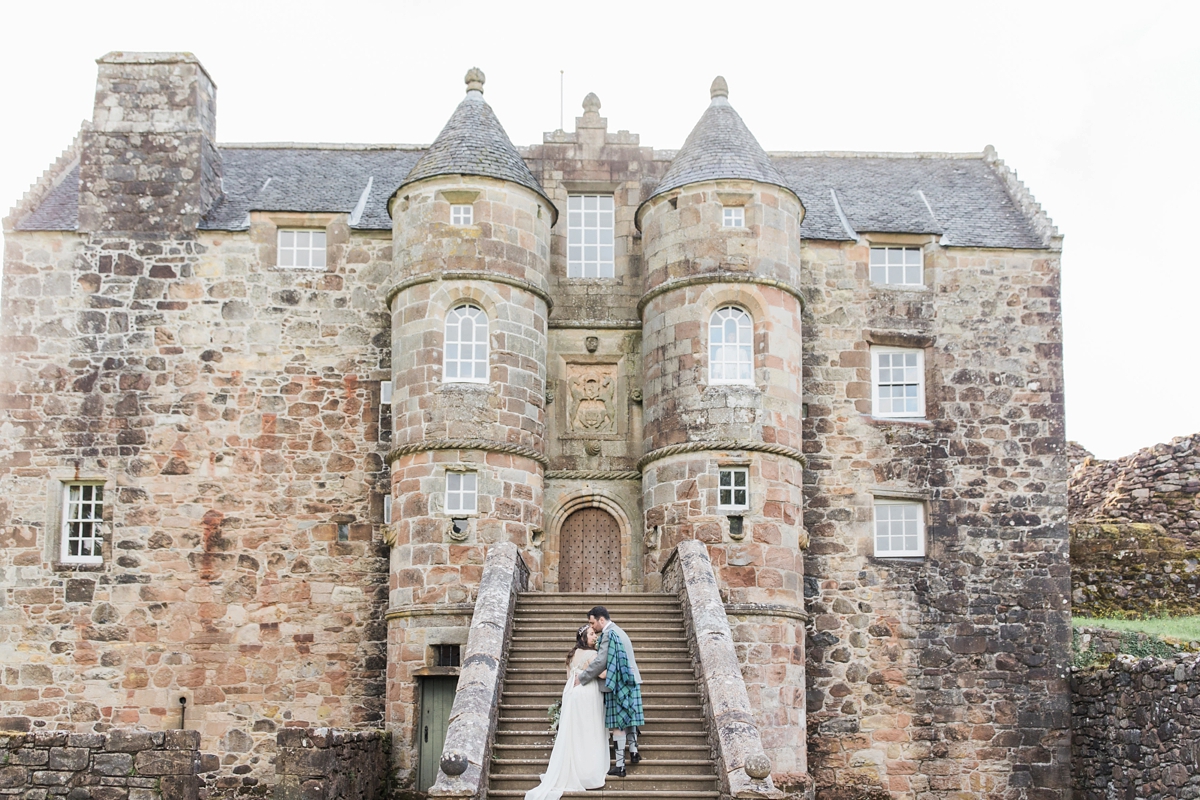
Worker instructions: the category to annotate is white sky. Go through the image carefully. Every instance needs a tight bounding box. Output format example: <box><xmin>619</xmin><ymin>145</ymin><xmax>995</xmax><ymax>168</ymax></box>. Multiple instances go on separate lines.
<box><xmin>2</xmin><ymin>0</ymin><xmax>1197</xmax><ymax>460</ymax></box>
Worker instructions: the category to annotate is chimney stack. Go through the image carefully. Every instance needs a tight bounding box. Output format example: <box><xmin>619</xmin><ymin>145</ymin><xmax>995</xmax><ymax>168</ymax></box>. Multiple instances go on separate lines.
<box><xmin>79</xmin><ymin>52</ymin><xmax>221</xmax><ymax>234</ymax></box>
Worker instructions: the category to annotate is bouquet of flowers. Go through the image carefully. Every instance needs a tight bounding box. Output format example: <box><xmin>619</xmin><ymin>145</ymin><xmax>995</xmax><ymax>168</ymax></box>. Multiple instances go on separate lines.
<box><xmin>547</xmin><ymin>699</ymin><xmax>562</xmax><ymax>733</ymax></box>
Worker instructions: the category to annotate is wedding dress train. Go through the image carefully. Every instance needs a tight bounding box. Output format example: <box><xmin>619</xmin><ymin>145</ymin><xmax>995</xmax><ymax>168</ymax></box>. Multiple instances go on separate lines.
<box><xmin>523</xmin><ymin>649</ymin><xmax>608</xmax><ymax>800</ymax></box>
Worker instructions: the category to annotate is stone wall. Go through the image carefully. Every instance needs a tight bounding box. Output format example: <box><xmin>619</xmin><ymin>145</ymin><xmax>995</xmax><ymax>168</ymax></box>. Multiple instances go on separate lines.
<box><xmin>1071</xmin><ymin>521</ymin><xmax>1200</xmax><ymax>617</ymax></box>
<box><xmin>1069</xmin><ymin>432</ymin><xmax>1200</xmax><ymax>540</ymax></box>
<box><xmin>274</xmin><ymin>728</ymin><xmax>387</xmax><ymax>800</ymax></box>
<box><xmin>801</xmin><ymin>239</ymin><xmax>1070</xmax><ymax>798</ymax></box>
<box><xmin>0</xmin><ymin>223</ymin><xmax>393</xmax><ymax>788</ymax></box>
<box><xmin>1072</xmin><ymin>653</ymin><xmax>1200</xmax><ymax>799</ymax></box>
<box><xmin>0</xmin><ymin>728</ymin><xmax>204</xmax><ymax>799</ymax></box>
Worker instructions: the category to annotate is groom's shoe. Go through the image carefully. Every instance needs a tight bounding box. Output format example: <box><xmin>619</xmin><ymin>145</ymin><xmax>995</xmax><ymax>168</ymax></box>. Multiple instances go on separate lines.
<box><xmin>607</xmin><ymin>766</ymin><xmax>626</xmax><ymax>778</ymax></box>
<box><xmin>629</xmin><ymin>751</ymin><xmax>641</xmax><ymax>765</ymax></box>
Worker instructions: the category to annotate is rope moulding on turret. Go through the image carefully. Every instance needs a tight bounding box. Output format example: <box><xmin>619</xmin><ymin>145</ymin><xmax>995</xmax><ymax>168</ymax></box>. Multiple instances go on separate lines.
<box><xmin>636</xmin><ymin>272</ymin><xmax>806</xmax><ymax>317</ymax></box>
<box><xmin>386</xmin><ymin>438</ymin><xmax>548</xmax><ymax>467</ymax></box>
<box><xmin>636</xmin><ymin>440</ymin><xmax>806</xmax><ymax>472</ymax></box>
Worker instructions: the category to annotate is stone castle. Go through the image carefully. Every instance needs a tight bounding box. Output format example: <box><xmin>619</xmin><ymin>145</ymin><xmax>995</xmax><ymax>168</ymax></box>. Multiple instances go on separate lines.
<box><xmin>0</xmin><ymin>52</ymin><xmax>1070</xmax><ymax>798</ymax></box>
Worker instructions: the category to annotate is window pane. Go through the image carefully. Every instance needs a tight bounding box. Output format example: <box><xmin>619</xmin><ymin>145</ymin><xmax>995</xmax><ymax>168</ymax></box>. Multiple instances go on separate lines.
<box><xmin>312</xmin><ymin>247</ymin><xmax>326</xmax><ymax>268</ymax></box>
<box><xmin>280</xmin><ymin>230</ymin><xmax>295</xmax><ymax>247</ymax></box>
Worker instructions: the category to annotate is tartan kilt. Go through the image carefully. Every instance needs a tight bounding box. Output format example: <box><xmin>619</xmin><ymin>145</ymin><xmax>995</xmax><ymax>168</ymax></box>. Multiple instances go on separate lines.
<box><xmin>604</xmin><ymin>682</ymin><xmax>645</xmax><ymax>730</ymax></box>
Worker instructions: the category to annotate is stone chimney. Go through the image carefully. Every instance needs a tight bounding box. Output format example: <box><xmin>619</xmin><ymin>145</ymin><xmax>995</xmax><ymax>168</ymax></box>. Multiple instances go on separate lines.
<box><xmin>79</xmin><ymin>52</ymin><xmax>222</xmax><ymax>234</ymax></box>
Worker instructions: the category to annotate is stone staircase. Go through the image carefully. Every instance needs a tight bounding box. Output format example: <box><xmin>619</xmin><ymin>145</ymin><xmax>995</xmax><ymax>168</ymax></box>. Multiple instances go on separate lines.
<box><xmin>487</xmin><ymin>592</ymin><xmax>719</xmax><ymax>799</ymax></box>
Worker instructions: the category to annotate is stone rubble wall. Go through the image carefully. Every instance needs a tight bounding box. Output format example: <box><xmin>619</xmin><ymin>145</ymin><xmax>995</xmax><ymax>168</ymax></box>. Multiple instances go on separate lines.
<box><xmin>1071</xmin><ymin>521</ymin><xmax>1200</xmax><ymax>617</ymax></box>
<box><xmin>801</xmin><ymin>240</ymin><xmax>1070</xmax><ymax>798</ymax></box>
<box><xmin>1069</xmin><ymin>432</ymin><xmax>1200</xmax><ymax>540</ymax></box>
<box><xmin>274</xmin><ymin>728</ymin><xmax>386</xmax><ymax>800</ymax></box>
<box><xmin>1072</xmin><ymin>653</ymin><xmax>1200</xmax><ymax>799</ymax></box>
<box><xmin>0</xmin><ymin>224</ymin><xmax>393</xmax><ymax>790</ymax></box>
<box><xmin>0</xmin><ymin>729</ymin><xmax>205</xmax><ymax>799</ymax></box>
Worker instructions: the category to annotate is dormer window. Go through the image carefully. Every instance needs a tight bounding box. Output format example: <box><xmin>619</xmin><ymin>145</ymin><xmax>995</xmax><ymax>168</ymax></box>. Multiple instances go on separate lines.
<box><xmin>869</xmin><ymin>246</ymin><xmax>922</xmax><ymax>286</ymax></box>
<box><xmin>722</xmin><ymin>207</ymin><xmax>745</xmax><ymax>228</ymax></box>
<box><xmin>567</xmin><ymin>195</ymin><xmax>614</xmax><ymax>278</ymax></box>
<box><xmin>451</xmin><ymin>204</ymin><xmax>473</xmax><ymax>225</ymax></box>
<box><xmin>277</xmin><ymin>229</ymin><xmax>327</xmax><ymax>269</ymax></box>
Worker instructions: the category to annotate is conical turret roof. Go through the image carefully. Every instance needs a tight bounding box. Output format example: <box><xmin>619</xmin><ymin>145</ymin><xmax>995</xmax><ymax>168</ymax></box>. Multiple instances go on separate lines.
<box><xmin>649</xmin><ymin>76</ymin><xmax>792</xmax><ymax>201</ymax></box>
<box><xmin>398</xmin><ymin>68</ymin><xmax>556</xmax><ymax>220</ymax></box>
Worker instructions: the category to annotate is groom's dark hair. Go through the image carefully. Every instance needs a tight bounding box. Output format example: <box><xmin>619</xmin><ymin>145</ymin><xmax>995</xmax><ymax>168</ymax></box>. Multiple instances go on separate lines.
<box><xmin>588</xmin><ymin>606</ymin><xmax>609</xmax><ymax>621</ymax></box>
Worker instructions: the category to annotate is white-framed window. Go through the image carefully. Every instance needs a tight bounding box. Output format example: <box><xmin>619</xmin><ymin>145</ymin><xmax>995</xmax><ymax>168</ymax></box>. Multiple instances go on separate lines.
<box><xmin>444</xmin><ymin>305</ymin><xmax>489</xmax><ymax>383</ymax></box>
<box><xmin>873</xmin><ymin>499</ymin><xmax>925</xmax><ymax>557</ymax></box>
<box><xmin>567</xmin><ymin>195</ymin><xmax>615</xmax><ymax>278</ymax></box>
<box><xmin>723</xmin><ymin>206</ymin><xmax>745</xmax><ymax>228</ymax></box>
<box><xmin>451</xmin><ymin>204</ymin><xmax>473</xmax><ymax>226</ymax></box>
<box><xmin>446</xmin><ymin>471</ymin><xmax>478</xmax><ymax>514</ymax></box>
<box><xmin>869</xmin><ymin>246</ymin><xmax>922</xmax><ymax>286</ymax></box>
<box><xmin>718</xmin><ymin>468</ymin><xmax>749</xmax><ymax>510</ymax></box>
<box><xmin>277</xmin><ymin>229</ymin><xmax>327</xmax><ymax>269</ymax></box>
<box><xmin>61</xmin><ymin>483</ymin><xmax>105</xmax><ymax>565</ymax></box>
<box><xmin>709</xmin><ymin>306</ymin><xmax>754</xmax><ymax>384</ymax></box>
<box><xmin>871</xmin><ymin>347</ymin><xmax>925</xmax><ymax>418</ymax></box>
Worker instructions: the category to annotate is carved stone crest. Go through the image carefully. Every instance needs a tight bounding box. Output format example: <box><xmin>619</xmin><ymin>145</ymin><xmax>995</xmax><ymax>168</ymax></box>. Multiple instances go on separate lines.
<box><xmin>568</xmin><ymin>366</ymin><xmax>617</xmax><ymax>433</ymax></box>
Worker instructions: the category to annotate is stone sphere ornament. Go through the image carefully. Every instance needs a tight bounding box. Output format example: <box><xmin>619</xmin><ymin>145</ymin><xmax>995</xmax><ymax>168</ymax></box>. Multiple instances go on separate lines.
<box><xmin>745</xmin><ymin>753</ymin><xmax>772</xmax><ymax>780</ymax></box>
<box><xmin>441</xmin><ymin>749</ymin><xmax>469</xmax><ymax>776</ymax></box>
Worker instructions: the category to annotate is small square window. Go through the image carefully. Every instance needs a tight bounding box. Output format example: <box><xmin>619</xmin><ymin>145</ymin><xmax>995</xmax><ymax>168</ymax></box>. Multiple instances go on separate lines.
<box><xmin>278</xmin><ymin>229</ymin><xmax>327</xmax><ymax>269</ymax></box>
<box><xmin>451</xmin><ymin>205</ymin><xmax>473</xmax><ymax>225</ymax></box>
<box><xmin>873</xmin><ymin>499</ymin><xmax>925</xmax><ymax>557</ymax></box>
<box><xmin>718</xmin><ymin>468</ymin><xmax>749</xmax><ymax>510</ymax></box>
<box><xmin>871</xmin><ymin>347</ymin><xmax>925</xmax><ymax>419</ymax></box>
<box><xmin>723</xmin><ymin>207</ymin><xmax>745</xmax><ymax>228</ymax></box>
<box><xmin>435</xmin><ymin>644</ymin><xmax>461</xmax><ymax>667</ymax></box>
<box><xmin>567</xmin><ymin>195</ymin><xmax>615</xmax><ymax>278</ymax></box>
<box><xmin>446</xmin><ymin>471</ymin><xmax>478</xmax><ymax>514</ymax></box>
<box><xmin>869</xmin><ymin>246</ymin><xmax>923</xmax><ymax>286</ymax></box>
<box><xmin>61</xmin><ymin>482</ymin><xmax>105</xmax><ymax>565</ymax></box>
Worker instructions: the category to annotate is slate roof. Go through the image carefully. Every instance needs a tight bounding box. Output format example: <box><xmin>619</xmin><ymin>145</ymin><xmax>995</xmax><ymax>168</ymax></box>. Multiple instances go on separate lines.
<box><xmin>10</xmin><ymin>147</ymin><xmax>1053</xmax><ymax>250</ymax></box>
<box><xmin>398</xmin><ymin>89</ymin><xmax>556</xmax><ymax>220</ymax></box>
<box><xmin>773</xmin><ymin>154</ymin><xmax>1049</xmax><ymax>249</ymax></box>
<box><xmin>649</xmin><ymin>95</ymin><xmax>793</xmax><ymax>202</ymax></box>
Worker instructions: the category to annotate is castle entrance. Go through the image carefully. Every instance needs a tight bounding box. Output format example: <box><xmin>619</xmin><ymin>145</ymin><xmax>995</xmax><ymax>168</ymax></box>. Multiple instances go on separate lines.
<box><xmin>559</xmin><ymin>507</ymin><xmax>621</xmax><ymax>593</ymax></box>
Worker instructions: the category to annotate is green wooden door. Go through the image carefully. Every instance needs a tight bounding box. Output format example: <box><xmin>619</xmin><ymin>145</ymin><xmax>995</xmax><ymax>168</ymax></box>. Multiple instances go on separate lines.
<box><xmin>418</xmin><ymin>676</ymin><xmax>459</xmax><ymax>792</ymax></box>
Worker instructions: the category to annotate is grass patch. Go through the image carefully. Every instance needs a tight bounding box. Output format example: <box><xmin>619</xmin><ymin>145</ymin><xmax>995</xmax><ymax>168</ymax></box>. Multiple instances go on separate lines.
<box><xmin>1074</xmin><ymin>616</ymin><xmax>1200</xmax><ymax>642</ymax></box>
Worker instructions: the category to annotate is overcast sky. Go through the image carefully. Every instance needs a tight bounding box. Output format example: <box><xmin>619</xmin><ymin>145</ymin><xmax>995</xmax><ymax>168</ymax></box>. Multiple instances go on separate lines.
<box><xmin>2</xmin><ymin>0</ymin><xmax>1196</xmax><ymax>460</ymax></box>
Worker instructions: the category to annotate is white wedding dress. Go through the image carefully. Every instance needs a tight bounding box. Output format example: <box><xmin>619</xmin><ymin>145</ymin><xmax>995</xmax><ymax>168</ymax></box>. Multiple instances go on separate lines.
<box><xmin>523</xmin><ymin>649</ymin><xmax>608</xmax><ymax>800</ymax></box>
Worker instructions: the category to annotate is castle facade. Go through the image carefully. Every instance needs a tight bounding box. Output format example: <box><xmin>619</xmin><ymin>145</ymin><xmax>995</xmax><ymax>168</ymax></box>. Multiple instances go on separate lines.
<box><xmin>0</xmin><ymin>52</ymin><xmax>1070</xmax><ymax>798</ymax></box>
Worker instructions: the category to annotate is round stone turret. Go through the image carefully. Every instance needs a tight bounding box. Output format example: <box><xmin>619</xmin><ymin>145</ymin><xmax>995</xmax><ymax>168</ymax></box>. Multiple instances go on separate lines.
<box><xmin>384</xmin><ymin>69</ymin><xmax>555</xmax><ymax>779</ymax></box>
<box><xmin>637</xmin><ymin>77</ymin><xmax>808</xmax><ymax>781</ymax></box>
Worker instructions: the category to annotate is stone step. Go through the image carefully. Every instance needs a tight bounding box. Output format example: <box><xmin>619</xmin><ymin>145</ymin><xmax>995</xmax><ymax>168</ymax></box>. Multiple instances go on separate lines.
<box><xmin>489</xmin><ymin>791</ymin><xmax>719</xmax><ymax>799</ymax></box>
<box><xmin>490</xmin><ymin>757</ymin><xmax>713</xmax><ymax>776</ymax></box>
<box><xmin>499</xmin><ymin>703</ymin><xmax>702</xmax><ymax>717</ymax></box>
<box><xmin>497</xmin><ymin>716</ymin><xmax>703</xmax><ymax>733</ymax></box>
<box><xmin>491</xmin><ymin>743</ymin><xmax>712</xmax><ymax>756</ymax></box>
<box><xmin>489</xmin><ymin>773</ymin><xmax>719</xmax><ymax>793</ymax></box>
<box><xmin>493</xmin><ymin>730</ymin><xmax>709</xmax><ymax>747</ymax></box>
<box><xmin>501</xmin><ymin>689</ymin><xmax>701</xmax><ymax>703</ymax></box>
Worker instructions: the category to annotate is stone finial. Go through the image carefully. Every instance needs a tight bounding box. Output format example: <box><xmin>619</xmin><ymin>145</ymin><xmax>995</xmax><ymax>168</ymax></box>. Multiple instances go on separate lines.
<box><xmin>710</xmin><ymin>75</ymin><xmax>729</xmax><ymax>100</ymax></box>
<box><xmin>465</xmin><ymin>67</ymin><xmax>485</xmax><ymax>93</ymax></box>
<box><xmin>582</xmin><ymin>92</ymin><xmax>601</xmax><ymax>113</ymax></box>
<box><xmin>441</xmin><ymin>750</ymin><xmax>469</xmax><ymax>776</ymax></box>
<box><xmin>745</xmin><ymin>753</ymin><xmax>772</xmax><ymax>780</ymax></box>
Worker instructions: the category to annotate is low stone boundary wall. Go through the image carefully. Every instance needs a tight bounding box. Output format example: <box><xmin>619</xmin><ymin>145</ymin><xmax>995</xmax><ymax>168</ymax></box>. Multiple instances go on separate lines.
<box><xmin>274</xmin><ymin>728</ymin><xmax>387</xmax><ymax>800</ymax></box>
<box><xmin>0</xmin><ymin>729</ymin><xmax>201</xmax><ymax>799</ymax></box>
<box><xmin>1072</xmin><ymin>653</ymin><xmax>1200</xmax><ymax>798</ymax></box>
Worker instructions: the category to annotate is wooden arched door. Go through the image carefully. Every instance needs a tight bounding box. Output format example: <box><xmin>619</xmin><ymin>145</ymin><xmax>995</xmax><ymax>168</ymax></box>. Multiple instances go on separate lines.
<box><xmin>559</xmin><ymin>507</ymin><xmax>621</xmax><ymax>593</ymax></box>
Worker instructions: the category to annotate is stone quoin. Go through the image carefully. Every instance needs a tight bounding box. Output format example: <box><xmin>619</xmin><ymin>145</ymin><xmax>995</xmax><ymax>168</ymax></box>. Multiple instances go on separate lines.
<box><xmin>1</xmin><ymin>53</ymin><xmax>1068</xmax><ymax>799</ymax></box>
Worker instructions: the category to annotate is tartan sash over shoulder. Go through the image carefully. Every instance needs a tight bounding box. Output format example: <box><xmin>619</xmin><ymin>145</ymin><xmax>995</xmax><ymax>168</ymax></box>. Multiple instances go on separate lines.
<box><xmin>603</xmin><ymin>629</ymin><xmax>644</xmax><ymax>729</ymax></box>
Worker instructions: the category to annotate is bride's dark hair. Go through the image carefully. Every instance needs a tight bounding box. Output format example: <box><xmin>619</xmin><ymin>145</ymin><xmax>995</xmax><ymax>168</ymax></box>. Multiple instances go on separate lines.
<box><xmin>566</xmin><ymin>624</ymin><xmax>594</xmax><ymax>665</ymax></box>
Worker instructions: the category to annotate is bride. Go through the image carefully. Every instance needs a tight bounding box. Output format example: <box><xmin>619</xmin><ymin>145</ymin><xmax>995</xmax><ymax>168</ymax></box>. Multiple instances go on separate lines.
<box><xmin>523</xmin><ymin>624</ymin><xmax>608</xmax><ymax>800</ymax></box>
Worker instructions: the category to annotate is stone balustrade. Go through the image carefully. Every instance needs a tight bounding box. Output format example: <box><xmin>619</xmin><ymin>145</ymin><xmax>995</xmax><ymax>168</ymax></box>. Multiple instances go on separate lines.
<box><xmin>663</xmin><ymin>539</ymin><xmax>785</xmax><ymax>799</ymax></box>
<box><xmin>428</xmin><ymin>541</ymin><xmax>529</xmax><ymax>797</ymax></box>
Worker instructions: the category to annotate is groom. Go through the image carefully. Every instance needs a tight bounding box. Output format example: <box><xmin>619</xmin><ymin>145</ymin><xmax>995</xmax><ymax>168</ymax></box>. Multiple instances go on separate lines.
<box><xmin>576</xmin><ymin>605</ymin><xmax>643</xmax><ymax>777</ymax></box>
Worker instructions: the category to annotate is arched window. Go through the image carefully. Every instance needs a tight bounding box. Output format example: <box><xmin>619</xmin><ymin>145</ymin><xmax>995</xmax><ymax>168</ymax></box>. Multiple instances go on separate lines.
<box><xmin>709</xmin><ymin>306</ymin><xmax>753</xmax><ymax>384</ymax></box>
<box><xmin>444</xmin><ymin>304</ymin><xmax>489</xmax><ymax>382</ymax></box>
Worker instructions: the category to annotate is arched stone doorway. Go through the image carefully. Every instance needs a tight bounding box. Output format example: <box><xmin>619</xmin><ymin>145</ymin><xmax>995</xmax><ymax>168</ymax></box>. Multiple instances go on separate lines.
<box><xmin>558</xmin><ymin>507</ymin><xmax>621</xmax><ymax>593</ymax></box>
